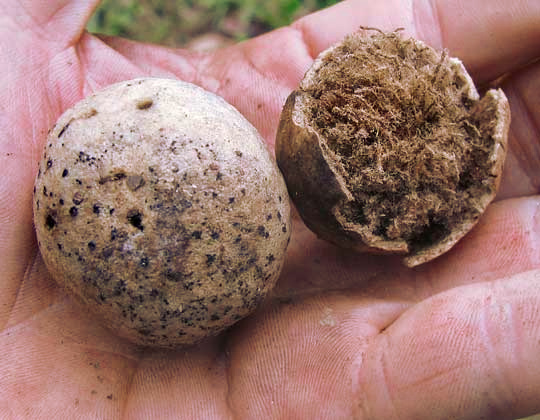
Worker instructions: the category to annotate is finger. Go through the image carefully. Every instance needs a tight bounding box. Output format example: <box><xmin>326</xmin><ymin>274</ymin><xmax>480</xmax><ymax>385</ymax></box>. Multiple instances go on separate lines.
<box><xmin>0</xmin><ymin>159</ymin><xmax>37</xmax><ymax>328</ymax></box>
<box><xmin>0</xmin><ymin>295</ymin><xmax>141</xmax><ymax>418</ymax></box>
<box><xmin>497</xmin><ymin>60</ymin><xmax>540</xmax><ymax>200</ymax></box>
<box><xmin>122</xmin><ymin>343</ymin><xmax>231</xmax><ymax>419</ymax></box>
<box><xmin>275</xmin><ymin>196</ymin><xmax>540</xmax><ymax>302</ymax></box>
<box><xmin>2</xmin><ymin>0</ymin><xmax>100</xmax><ymax>46</ymax></box>
<box><xmin>425</xmin><ymin>0</ymin><xmax>540</xmax><ymax>82</ymax></box>
<box><xmin>225</xmin><ymin>294</ymin><xmax>409</xmax><ymax>418</ymax></box>
<box><xmin>294</xmin><ymin>0</ymin><xmax>540</xmax><ymax>82</ymax></box>
<box><xmin>354</xmin><ymin>269</ymin><xmax>540</xmax><ymax>420</ymax></box>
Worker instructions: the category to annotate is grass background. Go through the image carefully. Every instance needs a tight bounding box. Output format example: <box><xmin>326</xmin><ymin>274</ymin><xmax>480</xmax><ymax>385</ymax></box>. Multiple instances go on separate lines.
<box><xmin>86</xmin><ymin>2</ymin><xmax>540</xmax><ymax>419</ymax></box>
<box><xmin>87</xmin><ymin>0</ymin><xmax>340</xmax><ymax>48</ymax></box>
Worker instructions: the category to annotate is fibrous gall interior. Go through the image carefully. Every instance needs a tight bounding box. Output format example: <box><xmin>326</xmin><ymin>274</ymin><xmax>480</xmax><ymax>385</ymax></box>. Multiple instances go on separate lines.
<box><xmin>304</xmin><ymin>30</ymin><xmax>501</xmax><ymax>252</ymax></box>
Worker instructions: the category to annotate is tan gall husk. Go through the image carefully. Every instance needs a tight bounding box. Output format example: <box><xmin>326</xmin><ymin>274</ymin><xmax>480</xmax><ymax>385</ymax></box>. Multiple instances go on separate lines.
<box><xmin>276</xmin><ymin>30</ymin><xmax>510</xmax><ymax>267</ymax></box>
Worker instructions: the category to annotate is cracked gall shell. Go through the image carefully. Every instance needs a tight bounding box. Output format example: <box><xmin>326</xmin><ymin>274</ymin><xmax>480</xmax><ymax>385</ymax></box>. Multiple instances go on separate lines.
<box><xmin>276</xmin><ymin>31</ymin><xmax>510</xmax><ymax>267</ymax></box>
<box><xmin>33</xmin><ymin>78</ymin><xmax>291</xmax><ymax>347</ymax></box>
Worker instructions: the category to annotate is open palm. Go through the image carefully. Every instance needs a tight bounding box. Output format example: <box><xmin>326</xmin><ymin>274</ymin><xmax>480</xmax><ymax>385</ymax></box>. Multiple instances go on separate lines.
<box><xmin>2</xmin><ymin>0</ymin><xmax>540</xmax><ymax>418</ymax></box>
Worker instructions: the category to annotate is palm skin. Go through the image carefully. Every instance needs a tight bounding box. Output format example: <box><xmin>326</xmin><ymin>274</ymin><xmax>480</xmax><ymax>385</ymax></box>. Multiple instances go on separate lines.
<box><xmin>1</xmin><ymin>0</ymin><xmax>540</xmax><ymax>418</ymax></box>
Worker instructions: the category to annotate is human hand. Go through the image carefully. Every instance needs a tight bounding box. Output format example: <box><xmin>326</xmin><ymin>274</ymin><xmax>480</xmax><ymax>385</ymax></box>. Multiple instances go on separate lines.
<box><xmin>1</xmin><ymin>0</ymin><xmax>540</xmax><ymax>418</ymax></box>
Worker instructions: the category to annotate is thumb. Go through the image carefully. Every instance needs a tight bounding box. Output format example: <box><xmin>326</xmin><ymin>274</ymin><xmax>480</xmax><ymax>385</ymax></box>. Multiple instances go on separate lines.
<box><xmin>355</xmin><ymin>269</ymin><xmax>540</xmax><ymax>420</ymax></box>
<box><xmin>0</xmin><ymin>0</ymin><xmax>100</xmax><ymax>328</ymax></box>
<box><xmin>2</xmin><ymin>0</ymin><xmax>100</xmax><ymax>47</ymax></box>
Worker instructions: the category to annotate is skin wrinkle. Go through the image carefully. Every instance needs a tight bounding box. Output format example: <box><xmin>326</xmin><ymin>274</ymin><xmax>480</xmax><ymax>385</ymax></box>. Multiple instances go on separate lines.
<box><xmin>154</xmin><ymin>47</ymin><xmax>202</xmax><ymax>82</ymax></box>
<box><xmin>122</xmin><ymin>341</ymin><xmax>235</xmax><ymax>419</ymax></box>
<box><xmin>505</xmin><ymin>73</ymin><xmax>540</xmax><ymax>194</ymax></box>
<box><xmin>119</xmin><ymin>357</ymin><xmax>141</xmax><ymax>420</ymax></box>
<box><xmin>99</xmin><ymin>35</ymin><xmax>202</xmax><ymax>84</ymax></box>
<box><xmin>352</xmin><ymin>310</ymin><xmax>407</xmax><ymax>420</ymax></box>
<box><xmin>358</xmin><ymin>314</ymin><xmax>424</xmax><ymax>420</ymax></box>
<box><xmin>90</xmin><ymin>36</ymin><xmax>146</xmax><ymax>78</ymax></box>
<box><xmin>15</xmin><ymin>1</ymin><xmax>64</xmax><ymax>45</ymax></box>
<box><xmin>204</xmin><ymin>336</ymin><xmax>236</xmax><ymax>420</ymax></box>
<box><xmin>77</xmin><ymin>36</ymin><xmax>124</xmax><ymax>98</ymax></box>
<box><xmin>498</xmin><ymin>148</ymin><xmax>536</xmax><ymax>199</ymax></box>
<box><xmin>0</xmin><ymin>314</ymin><xmax>142</xmax><ymax>374</ymax></box>
<box><xmin>517</xmin><ymin>82</ymin><xmax>540</xmax><ymax>166</ymax></box>
<box><xmin>19</xmin><ymin>0</ymin><xmax>65</xmax><ymax>28</ymax></box>
<box><xmin>41</xmin><ymin>2</ymin><xmax>75</xmax><ymax>44</ymax></box>
<box><xmin>0</xmin><ymin>249</ymin><xmax>38</xmax><ymax>331</ymax></box>
<box><xmin>229</xmin><ymin>297</ymin><xmax>381</xmax><ymax>419</ymax></box>
<box><xmin>478</xmin><ymin>322</ymin><xmax>513</xmax><ymax>418</ymax></box>
<box><xmin>241</xmin><ymin>43</ymin><xmax>281</xmax><ymax>93</ymax></box>
<box><xmin>0</xmin><ymin>177</ymin><xmax>37</xmax><ymax>327</ymax></box>
<box><xmin>72</xmin><ymin>41</ymin><xmax>90</xmax><ymax>101</ymax></box>
<box><xmin>476</xmin><ymin>323</ymin><xmax>515</xmax><ymax>418</ymax></box>
<box><xmin>290</xmin><ymin>20</ymin><xmax>322</xmax><ymax>61</ymax></box>
<box><xmin>223</xmin><ymin>349</ymin><xmax>240</xmax><ymax>420</ymax></box>
<box><xmin>189</xmin><ymin>50</ymin><xmax>223</xmax><ymax>96</ymax></box>
<box><xmin>5</xmin><ymin>252</ymin><xmax>55</xmax><ymax>331</ymax></box>
<box><xmin>16</xmin><ymin>50</ymin><xmax>60</xmax><ymax>151</ymax></box>
<box><xmin>532</xmin><ymin>202</ymin><xmax>540</xmax><ymax>263</ymax></box>
<box><xmin>408</xmin><ymin>264</ymin><xmax>437</xmax><ymax>301</ymax></box>
<box><xmin>194</xmin><ymin>44</ymin><xmax>243</xmax><ymax>95</ymax></box>
<box><xmin>47</xmin><ymin>47</ymin><xmax>86</xmax><ymax>113</ymax></box>
<box><xmin>79</xmin><ymin>345</ymin><xmax>143</xmax><ymax>366</ymax></box>
<box><xmin>76</xmin><ymin>35</ymin><xmax>108</xmax><ymax>95</ymax></box>
<box><xmin>5</xmin><ymin>1</ymin><xmax>42</xmax><ymax>34</ymax></box>
<box><xmin>476</xmin><ymin>287</ymin><xmax>527</xmax><ymax>417</ymax></box>
<box><xmin>373</xmin><ymin>336</ymin><xmax>400</xmax><ymax>420</ymax></box>
<box><xmin>258</xmin><ymin>27</ymin><xmax>312</xmax><ymax>90</ymax></box>
<box><xmin>15</xmin><ymin>0</ymin><xmax>100</xmax><ymax>48</ymax></box>
<box><xmin>24</xmin><ymin>83</ymin><xmax>38</xmax><ymax>151</ymax></box>
<box><xmin>412</xmin><ymin>0</ymin><xmax>444</xmax><ymax>49</ymax></box>
<box><xmin>58</xmin><ymin>2</ymin><xmax>101</xmax><ymax>50</ymax></box>
<box><xmin>1</xmin><ymin>276</ymin><xmax>144</xmax><ymax>362</ymax></box>
<box><xmin>72</xmin><ymin>34</ymin><xmax>146</xmax><ymax>95</ymax></box>
<box><xmin>411</xmin><ymin>198</ymin><xmax>540</xmax><ymax>298</ymax></box>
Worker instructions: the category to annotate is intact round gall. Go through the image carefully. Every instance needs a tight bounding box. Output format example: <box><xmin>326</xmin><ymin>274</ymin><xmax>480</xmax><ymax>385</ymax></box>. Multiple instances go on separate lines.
<box><xmin>33</xmin><ymin>78</ymin><xmax>291</xmax><ymax>347</ymax></box>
